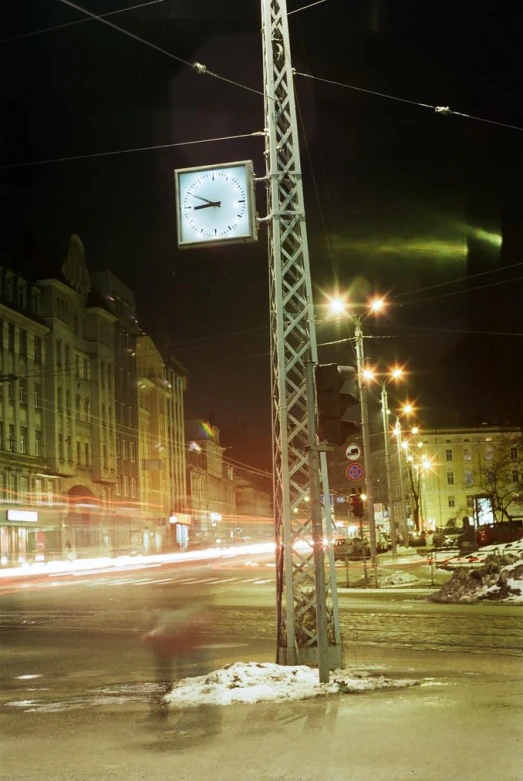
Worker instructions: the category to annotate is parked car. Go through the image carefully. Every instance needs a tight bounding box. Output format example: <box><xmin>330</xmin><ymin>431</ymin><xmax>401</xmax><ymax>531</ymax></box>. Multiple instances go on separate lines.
<box><xmin>433</xmin><ymin>524</ymin><xmax>461</xmax><ymax>549</ymax></box>
<box><xmin>476</xmin><ymin>520</ymin><xmax>523</xmax><ymax>547</ymax></box>
<box><xmin>333</xmin><ymin>537</ymin><xmax>370</xmax><ymax>561</ymax></box>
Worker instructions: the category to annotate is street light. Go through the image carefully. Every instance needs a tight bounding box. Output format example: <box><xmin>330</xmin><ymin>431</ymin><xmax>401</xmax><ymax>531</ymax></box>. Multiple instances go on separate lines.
<box><xmin>325</xmin><ymin>294</ymin><xmax>388</xmax><ymax>562</ymax></box>
<box><xmin>359</xmin><ymin>365</ymin><xmax>407</xmax><ymax>555</ymax></box>
<box><xmin>391</xmin><ymin>405</ymin><xmax>418</xmax><ymax>545</ymax></box>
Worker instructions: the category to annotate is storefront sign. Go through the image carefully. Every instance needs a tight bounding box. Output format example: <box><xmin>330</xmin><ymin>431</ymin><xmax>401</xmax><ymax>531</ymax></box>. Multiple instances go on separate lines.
<box><xmin>7</xmin><ymin>510</ymin><xmax>38</xmax><ymax>523</ymax></box>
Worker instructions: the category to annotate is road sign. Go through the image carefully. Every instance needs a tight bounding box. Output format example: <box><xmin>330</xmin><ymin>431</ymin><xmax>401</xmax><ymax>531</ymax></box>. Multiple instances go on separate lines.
<box><xmin>345</xmin><ymin>443</ymin><xmax>361</xmax><ymax>461</ymax></box>
<box><xmin>346</xmin><ymin>462</ymin><xmax>364</xmax><ymax>482</ymax></box>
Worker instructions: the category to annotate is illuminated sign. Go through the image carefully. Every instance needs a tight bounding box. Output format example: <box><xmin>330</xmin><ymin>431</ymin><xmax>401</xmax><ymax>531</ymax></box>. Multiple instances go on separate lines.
<box><xmin>7</xmin><ymin>510</ymin><xmax>38</xmax><ymax>523</ymax></box>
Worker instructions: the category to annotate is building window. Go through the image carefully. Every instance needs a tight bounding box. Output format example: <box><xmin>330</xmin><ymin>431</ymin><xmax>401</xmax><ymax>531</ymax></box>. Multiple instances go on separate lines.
<box><xmin>121</xmin><ymin>403</ymin><xmax>126</xmax><ymax>423</ymax></box>
<box><xmin>84</xmin><ymin>399</ymin><xmax>90</xmax><ymax>422</ymax></box>
<box><xmin>34</xmin><ymin>336</ymin><xmax>43</xmax><ymax>363</ymax></box>
<box><xmin>103</xmin><ymin>445</ymin><xmax>108</xmax><ymax>469</ymax></box>
<box><xmin>5</xmin><ymin>275</ymin><xmax>13</xmax><ymax>301</ymax></box>
<box><xmin>35</xmin><ymin>383</ymin><xmax>42</xmax><ymax>409</ymax></box>
<box><xmin>18</xmin><ymin>283</ymin><xmax>26</xmax><ymax>308</ymax></box>
<box><xmin>75</xmin><ymin>395</ymin><xmax>81</xmax><ymax>419</ymax></box>
<box><xmin>128</xmin><ymin>406</ymin><xmax>134</xmax><ymax>426</ymax></box>
<box><xmin>35</xmin><ymin>430</ymin><xmax>43</xmax><ymax>457</ymax></box>
<box><xmin>116</xmin><ymin>476</ymin><xmax>121</xmax><ymax>496</ymax></box>
<box><xmin>448</xmin><ymin>497</ymin><xmax>455</xmax><ymax>508</ymax></box>
<box><xmin>20</xmin><ymin>476</ymin><xmax>29</xmax><ymax>501</ymax></box>
<box><xmin>73</xmin><ymin>313</ymin><xmax>79</xmax><ymax>335</ymax></box>
<box><xmin>9</xmin><ymin>472</ymin><xmax>17</xmax><ymax>502</ymax></box>
<box><xmin>8</xmin><ymin>382</ymin><xmax>15</xmax><ymax>404</ymax></box>
<box><xmin>445</xmin><ymin>449</ymin><xmax>453</xmax><ymax>462</ymax></box>
<box><xmin>35</xmin><ymin>478</ymin><xmax>44</xmax><ymax>504</ymax></box>
<box><xmin>19</xmin><ymin>378</ymin><xmax>28</xmax><ymax>405</ymax></box>
<box><xmin>56</xmin><ymin>340</ymin><xmax>62</xmax><ymax>367</ymax></box>
<box><xmin>464</xmin><ymin>469</ymin><xmax>474</xmax><ymax>486</ymax></box>
<box><xmin>130</xmin><ymin>441</ymin><xmax>135</xmax><ymax>462</ymax></box>
<box><xmin>8</xmin><ymin>323</ymin><xmax>15</xmax><ymax>351</ymax></box>
<box><xmin>510</xmin><ymin>446</ymin><xmax>518</xmax><ymax>460</ymax></box>
<box><xmin>32</xmin><ymin>290</ymin><xmax>40</xmax><ymax>315</ymax></box>
<box><xmin>122</xmin><ymin>440</ymin><xmax>128</xmax><ymax>460</ymax></box>
<box><xmin>131</xmin><ymin>477</ymin><xmax>137</xmax><ymax>498</ymax></box>
<box><xmin>66</xmin><ymin>390</ymin><xmax>71</xmax><ymax>414</ymax></box>
<box><xmin>512</xmin><ymin>470</ymin><xmax>519</xmax><ymax>483</ymax></box>
<box><xmin>19</xmin><ymin>329</ymin><xmax>28</xmax><ymax>357</ymax></box>
<box><xmin>115</xmin><ymin>401</ymin><xmax>119</xmax><ymax>422</ymax></box>
<box><xmin>74</xmin><ymin>354</ymin><xmax>80</xmax><ymax>376</ymax></box>
<box><xmin>57</xmin><ymin>387</ymin><xmax>63</xmax><ymax>413</ymax></box>
<box><xmin>463</xmin><ymin>447</ymin><xmax>471</xmax><ymax>461</ymax></box>
<box><xmin>76</xmin><ymin>440</ymin><xmax>81</xmax><ymax>464</ymax></box>
<box><xmin>447</xmin><ymin>471</ymin><xmax>454</xmax><ymax>486</ymax></box>
<box><xmin>19</xmin><ymin>426</ymin><xmax>27</xmax><ymax>454</ymax></box>
<box><xmin>123</xmin><ymin>476</ymin><xmax>129</xmax><ymax>496</ymax></box>
<box><xmin>485</xmin><ymin>446</ymin><xmax>493</xmax><ymax>460</ymax></box>
<box><xmin>65</xmin><ymin>344</ymin><xmax>70</xmax><ymax>370</ymax></box>
<box><xmin>84</xmin><ymin>442</ymin><xmax>90</xmax><ymax>466</ymax></box>
<box><xmin>58</xmin><ymin>433</ymin><xmax>64</xmax><ymax>461</ymax></box>
<box><xmin>8</xmin><ymin>423</ymin><xmax>15</xmax><ymax>452</ymax></box>
<box><xmin>116</xmin><ymin>438</ymin><xmax>121</xmax><ymax>458</ymax></box>
<box><xmin>83</xmin><ymin>358</ymin><xmax>89</xmax><ymax>380</ymax></box>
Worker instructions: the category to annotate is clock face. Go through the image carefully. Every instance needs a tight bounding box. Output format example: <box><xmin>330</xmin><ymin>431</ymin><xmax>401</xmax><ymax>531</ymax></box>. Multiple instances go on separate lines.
<box><xmin>175</xmin><ymin>161</ymin><xmax>257</xmax><ymax>249</ymax></box>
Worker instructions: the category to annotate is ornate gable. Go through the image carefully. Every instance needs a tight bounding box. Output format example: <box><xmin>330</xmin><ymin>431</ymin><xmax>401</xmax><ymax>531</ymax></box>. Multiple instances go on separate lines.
<box><xmin>61</xmin><ymin>234</ymin><xmax>90</xmax><ymax>296</ymax></box>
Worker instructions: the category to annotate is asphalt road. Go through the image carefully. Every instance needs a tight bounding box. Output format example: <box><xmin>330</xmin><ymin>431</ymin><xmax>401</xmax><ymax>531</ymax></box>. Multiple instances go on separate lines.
<box><xmin>0</xmin><ymin>552</ymin><xmax>522</xmax><ymax>780</ymax></box>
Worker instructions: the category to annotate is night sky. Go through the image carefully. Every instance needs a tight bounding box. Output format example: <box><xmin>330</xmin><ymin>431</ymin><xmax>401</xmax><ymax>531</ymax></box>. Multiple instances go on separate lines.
<box><xmin>1</xmin><ymin>0</ymin><xmax>522</xmax><ymax>470</ymax></box>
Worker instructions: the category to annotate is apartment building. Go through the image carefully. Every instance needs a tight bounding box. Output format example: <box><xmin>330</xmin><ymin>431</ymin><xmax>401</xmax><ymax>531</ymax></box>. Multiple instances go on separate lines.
<box><xmin>136</xmin><ymin>335</ymin><xmax>188</xmax><ymax>551</ymax></box>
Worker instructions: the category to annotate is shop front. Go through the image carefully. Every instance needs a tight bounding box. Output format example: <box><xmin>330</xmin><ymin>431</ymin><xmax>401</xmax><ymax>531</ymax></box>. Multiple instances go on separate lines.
<box><xmin>0</xmin><ymin>509</ymin><xmax>60</xmax><ymax>566</ymax></box>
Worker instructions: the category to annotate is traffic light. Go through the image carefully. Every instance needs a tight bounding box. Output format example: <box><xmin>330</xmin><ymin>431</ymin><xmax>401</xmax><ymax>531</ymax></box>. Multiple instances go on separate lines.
<box><xmin>314</xmin><ymin>363</ymin><xmax>360</xmax><ymax>446</ymax></box>
<box><xmin>350</xmin><ymin>492</ymin><xmax>364</xmax><ymax>518</ymax></box>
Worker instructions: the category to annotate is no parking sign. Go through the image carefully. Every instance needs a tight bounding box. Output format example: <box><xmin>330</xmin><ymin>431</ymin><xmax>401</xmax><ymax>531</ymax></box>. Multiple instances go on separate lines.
<box><xmin>345</xmin><ymin>462</ymin><xmax>364</xmax><ymax>482</ymax></box>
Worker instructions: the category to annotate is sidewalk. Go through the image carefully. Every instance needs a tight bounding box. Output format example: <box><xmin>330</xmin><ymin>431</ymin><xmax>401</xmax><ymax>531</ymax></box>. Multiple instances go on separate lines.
<box><xmin>1</xmin><ymin>646</ymin><xmax>521</xmax><ymax>781</ymax></box>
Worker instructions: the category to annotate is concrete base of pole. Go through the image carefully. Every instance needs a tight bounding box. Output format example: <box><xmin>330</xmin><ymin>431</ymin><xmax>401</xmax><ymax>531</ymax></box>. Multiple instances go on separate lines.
<box><xmin>277</xmin><ymin>644</ymin><xmax>343</xmax><ymax>669</ymax></box>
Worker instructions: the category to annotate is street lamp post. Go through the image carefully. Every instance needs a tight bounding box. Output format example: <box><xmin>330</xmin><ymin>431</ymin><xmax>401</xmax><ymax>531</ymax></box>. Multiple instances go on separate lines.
<box><xmin>354</xmin><ymin>318</ymin><xmax>377</xmax><ymax>561</ymax></box>
<box><xmin>380</xmin><ymin>384</ymin><xmax>397</xmax><ymax>554</ymax></box>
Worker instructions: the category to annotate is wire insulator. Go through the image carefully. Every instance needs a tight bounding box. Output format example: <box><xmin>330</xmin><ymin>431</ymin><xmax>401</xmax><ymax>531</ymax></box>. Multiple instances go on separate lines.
<box><xmin>192</xmin><ymin>62</ymin><xmax>207</xmax><ymax>75</ymax></box>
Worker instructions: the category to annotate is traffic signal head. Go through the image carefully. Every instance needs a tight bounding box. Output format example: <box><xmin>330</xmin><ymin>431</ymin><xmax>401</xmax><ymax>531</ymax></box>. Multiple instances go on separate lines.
<box><xmin>314</xmin><ymin>363</ymin><xmax>360</xmax><ymax>446</ymax></box>
<box><xmin>350</xmin><ymin>492</ymin><xmax>364</xmax><ymax>518</ymax></box>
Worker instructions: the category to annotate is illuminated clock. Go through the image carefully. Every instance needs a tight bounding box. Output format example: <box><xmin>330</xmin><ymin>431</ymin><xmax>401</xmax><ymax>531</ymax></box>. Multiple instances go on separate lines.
<box><xmin>174</xmin><ymin>161</ymin><xmax>257</xmax><ymax>249</ymax></box>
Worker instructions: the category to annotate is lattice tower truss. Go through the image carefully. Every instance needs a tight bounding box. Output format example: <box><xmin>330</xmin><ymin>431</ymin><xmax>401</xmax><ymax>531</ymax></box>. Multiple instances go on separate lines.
<box><xmin>261</xmin><ymin>0</ymin><xmax>342</xmax><ymax>666</ymax></box>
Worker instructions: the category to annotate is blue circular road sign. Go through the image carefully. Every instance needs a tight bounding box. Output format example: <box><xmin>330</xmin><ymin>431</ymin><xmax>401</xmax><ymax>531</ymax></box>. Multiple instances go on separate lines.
<box><xmin>346</xmin><ymin>462</ymin><xmax>364</xmax><ymax>481</ymax></box>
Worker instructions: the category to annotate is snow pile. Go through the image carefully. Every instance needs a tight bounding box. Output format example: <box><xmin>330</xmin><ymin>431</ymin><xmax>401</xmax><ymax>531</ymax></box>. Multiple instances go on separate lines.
<box><xmin>430</xmin><ymin>558</ymin><xmax>523</xmax><ymax>604</ymax></box>
<box><xmin>378</xmin><ymin>570</ymin><xmax>419</xmax><ymax>588</ymax></box>
<box><xmin>165</xmin><ymin>662</ymin><xmax>418</xmax><ymax>708</ymax></box>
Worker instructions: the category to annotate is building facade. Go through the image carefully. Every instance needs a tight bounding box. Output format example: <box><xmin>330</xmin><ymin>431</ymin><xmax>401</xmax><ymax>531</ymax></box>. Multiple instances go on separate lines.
<box><xmin>136</xmin><ymin>335</ymin><xmax>188</xmax><ymax>551</ymax></box>
<box><xmin>388</xmin><ymin>425</ymin><xmax>523</xmax><ymax>533</ymax></box>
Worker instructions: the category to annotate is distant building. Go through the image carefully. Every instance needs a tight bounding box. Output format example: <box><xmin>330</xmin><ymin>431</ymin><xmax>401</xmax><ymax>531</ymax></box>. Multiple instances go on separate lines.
<box><xmin>136</xmin><ymin>335</ymin><xmax>188</xmax><ymax>552</ymax></box>
<box><xmin>91</xmin><ymin>271</ymin><xmax>142</xmax><ymax>552</ymax></box>
<box><xmin>387</xmin><ymin>425</ymin><xmax>523</xmax><ymax>533</ymax></box>
<box><xmin>185</xmin><ymin>420</ymin><xmax>237</xmax><ymax>543</ymax></box>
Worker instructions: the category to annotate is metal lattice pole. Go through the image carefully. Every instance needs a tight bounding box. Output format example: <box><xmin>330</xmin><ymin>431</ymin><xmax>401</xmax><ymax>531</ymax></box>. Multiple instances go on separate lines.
<box><xmin>261</xmin><ymin>0</ymin><xmax>342</xmax><ymax>669</ymax></box>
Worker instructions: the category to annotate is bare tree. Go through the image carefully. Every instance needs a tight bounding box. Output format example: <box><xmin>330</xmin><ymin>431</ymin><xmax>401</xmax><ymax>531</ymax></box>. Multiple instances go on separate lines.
<box><xmin>477</xmin><ymin>435</ymin><xmax>523</xmax><ymax>521</ymax></box>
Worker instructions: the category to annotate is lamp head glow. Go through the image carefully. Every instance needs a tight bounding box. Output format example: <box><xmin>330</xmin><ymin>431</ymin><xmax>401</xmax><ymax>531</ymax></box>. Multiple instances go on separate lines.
<box><xmin>390</xmin><ymin>367</ymin><xmax>403</xmax><ymax>380</ymax></box>
<box><xmin>369</xmin><ymin>296</ymin><xmax>386</xmax><ymax>313</ymax></box>
<box><xmin>411</xmin><ymin>426</ymin><xmax>420</xmax><ymax>435</ymax></box>
<box><xmin>402</xmin><ymin>403</ymin><xmax>414</xmax><ymax>415</ymax></box>
<box><xmin>363</xmin><ymin>368</ymin><xmax>375</xmax><ymax>381</ymax></box>
<box><xmin>327</xmin><ymin>296</ymin><xmax>349</xmax><ymax>316</ymax></box>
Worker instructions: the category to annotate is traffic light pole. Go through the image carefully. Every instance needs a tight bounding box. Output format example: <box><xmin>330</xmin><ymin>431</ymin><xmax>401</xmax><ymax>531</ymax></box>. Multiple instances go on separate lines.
<box><xmin>354</xmin><ymin>319</ymin><xmax>377</xmax><ymax>561</ymax></box>
<box><xmin>305</xmin><ymin>360</ymin><xmax>330</xmax><ymax>684</ymax></box>
<box><xmin>380</xmin><ymin>385</ymin><xmax>397</xmax><ymax>555</ymax></box>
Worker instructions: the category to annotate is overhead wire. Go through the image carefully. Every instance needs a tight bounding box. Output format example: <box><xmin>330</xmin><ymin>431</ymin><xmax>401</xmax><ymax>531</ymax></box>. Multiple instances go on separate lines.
<box><xmin>0</xmin><ymin>131</ymin><xmax>264</xmax><ymax>171</ymax></box>
<box><xmin>0</xmin><ymin>0</ymin><xmax>168</xmax><ymax>45</ymax></box>
<box><xmin>59</xmin><ymin>0</ymin><xmax>272</xmax><ymax>100</ymax></box>
<box><xmin>288</xmin><ymin>0</ymin><xmax>329</xmax><ymax>15</ymax></box>
<box><xmin>293</xmin><ymin>72</ymin><xmax>523</xmax><ymax>133</ymax></box>
<box><xmin>392</xmin><ymin>260</ymin><xmax>523</xmax><ymax>302</ymax></box>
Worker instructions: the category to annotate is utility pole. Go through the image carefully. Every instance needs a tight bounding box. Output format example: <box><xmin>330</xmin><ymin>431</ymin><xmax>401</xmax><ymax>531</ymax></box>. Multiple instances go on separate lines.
<box><xmin>394</xmin><ymin>421</ymin><xmax>409</xmax><ymax>544</ymax></box>
<box><xmin>354</xmin><ymin>319</ymin><xmax>377</xmax><ymax>561</ymax></box>
<box><xmin>380</xmin><ymin>385</ymin><xmax>397</xmax><ymax>555</ymax></box>
<box><xmin>261</xmin><ymin>0</ymin><xmax>342</xmax><ymax>672</ymax></box>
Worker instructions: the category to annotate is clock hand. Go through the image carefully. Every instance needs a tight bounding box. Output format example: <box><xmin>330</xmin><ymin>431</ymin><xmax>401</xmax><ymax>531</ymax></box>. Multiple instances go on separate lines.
<box><xmin>193</xmin><ymin>201</ymin><xmax>221</xmax><ymax>210</ymax></box>
<box><xmin>191</xmin><ymin>195</ymin><xmax>216</xmax><ymax>204</ymax></box>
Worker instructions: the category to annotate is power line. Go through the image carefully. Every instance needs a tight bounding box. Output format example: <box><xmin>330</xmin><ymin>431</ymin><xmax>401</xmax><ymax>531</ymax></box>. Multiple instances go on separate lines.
<box><xmin>400</xmin><ymin>274</ymin><xmax>523</xmax><ymax>308</ymax></box>
<box><xmin>59</xmin><ymin>0</ymin><xmax>271</xmax><ymax>100</ymax></box>
<box><xmin>0</xmin><ymin>0</ymin><xmax>168</xmax><ymax>45</ymax></box>
<box><xmin>0</xmin><ymin>131</ymin><xmax>264</xmax><ymax>171</ymax></box>
<box><xmin>288</xmin><ymin>0</ymin><xmax>329</xmax><ymax>15</ymax></box>
<box><xmin>294</xmin><ymin>71</ymin><xmax>523</xmax><ymax>133</ymax></box>
<box><xmin>392</xmin><ymin>261</ymin><xmax>523</xmax><ymax>301</ymax></box>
